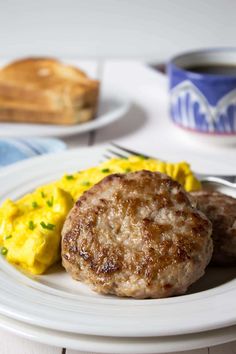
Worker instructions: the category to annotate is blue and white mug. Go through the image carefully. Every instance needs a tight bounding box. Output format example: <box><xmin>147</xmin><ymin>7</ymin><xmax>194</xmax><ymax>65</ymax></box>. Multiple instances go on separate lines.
<box><xmin>168</xmin><ymin>49</ymin><xmax>236</xmax><ymax>137</ymax></box>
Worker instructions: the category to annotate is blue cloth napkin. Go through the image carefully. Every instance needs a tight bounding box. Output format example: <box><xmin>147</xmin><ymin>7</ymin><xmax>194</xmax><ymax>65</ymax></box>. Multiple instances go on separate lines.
<box><xmin>0</xmin><ymin>138</ymin><xmax>67</xmax><ymax>167</ymax></box>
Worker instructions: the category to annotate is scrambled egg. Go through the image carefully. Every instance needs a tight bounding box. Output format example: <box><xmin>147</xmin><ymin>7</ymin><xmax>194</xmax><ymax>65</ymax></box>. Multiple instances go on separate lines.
<box><xmin>0</xmin><ymin>156</ymin><xmax>201</xmax><ymax>275</ymax></box>
<box><xmin>0</xmin><ymin>187</ymin><xmax>73</xmax><ymax>274</ymax></box>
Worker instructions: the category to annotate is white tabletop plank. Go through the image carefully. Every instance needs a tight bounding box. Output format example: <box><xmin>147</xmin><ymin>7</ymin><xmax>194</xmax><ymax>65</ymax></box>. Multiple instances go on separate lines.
<box><xmin>67</xmin><ymin>349</ymin><xmax>208</xmax><ymax>354</ymax></box>
<box><xmin>1</xmin><ymin>0</ymin><xmax>236</xmax><ymax>61</ymax></box>
<box><xmin>210</xmin><ymin>341</ymin><xmax>236</xmax><ymax>353</ymax></box>
<box><xmin>0</xmin><ymin>328</ymin><xmax>61</xmax><ymax>354</ymax></box>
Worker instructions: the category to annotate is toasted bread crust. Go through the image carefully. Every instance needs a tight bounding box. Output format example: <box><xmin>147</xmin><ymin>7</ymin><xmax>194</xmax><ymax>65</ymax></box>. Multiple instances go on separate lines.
<box><xmin>0</xmin><ymin>57</ymin><xmax>99</xmax><ymax>124</ymax></box>
<box><xmin>0</xmin><ymin>106</ymin><xmax>96</xmax><ymax>125</ymax></box>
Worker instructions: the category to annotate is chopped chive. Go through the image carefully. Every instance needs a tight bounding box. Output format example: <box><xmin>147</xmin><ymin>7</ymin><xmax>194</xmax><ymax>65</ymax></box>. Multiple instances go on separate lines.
<box><xmin>5</xmin><ymin>235</ymin><xmax>12</xmax><ymax>240</ymax></box>
<box><xmin>1</xmin><ymin>247</ymin><xmax>8</xmax><ymax>256</ymax></box>
<box><xmin>41</xmin><ymin>191</ymin><xmax>45</xmax><ymax>198</ymax></box>
<box><xmin>81</xmin><ymin>181</ymin><xmax>90</xmax><ymax>187</ymax></box>
<box><xmin>125</xmin><ymin>168</ymin><xmax>131</xmax><ymax>173</ymax></box>
<box><xmin>28</xmin><ymin>220</ymin><xmax>36</xmax><ymax>230</ymax></box>
<box><xmin>46</xmin><ymin>197</ymin><xmax>54</xmax><ymax>207</ymax></box>
<box><xmin>101</xmin><ymin>168</ymin><xmax>110</xmax><ymax>173</ymax></box>
<box><xmin>32</xmin><ymin>201</ymin><xmax>38</xmax><ymax>209</ymax></box>
<box><xmin>65</xmin><ymin>175</ymin><xmax>74</xmax><ymax>180</ymax></box>
<box><xmin>40</xmin><ymin>221</ymin><xmax>55</xmax><ymax>231</ymax></box>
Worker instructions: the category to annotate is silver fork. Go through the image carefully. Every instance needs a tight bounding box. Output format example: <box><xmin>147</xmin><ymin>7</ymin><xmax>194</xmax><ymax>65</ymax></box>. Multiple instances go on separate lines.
<box><xmin>103</xmin><ymin>143</ymin><xmax>236</xmax><ymax>189</ymax></box>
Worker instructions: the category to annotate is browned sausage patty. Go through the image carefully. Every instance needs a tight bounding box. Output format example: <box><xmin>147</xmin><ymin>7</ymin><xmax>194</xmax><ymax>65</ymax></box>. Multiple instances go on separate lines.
<box><xmin>62</xmin><ymin>171</ymin><xmax>212</xmax><ymax>298</ymax></box>
<box><xmin>191</xmin><ymin>190</ymin><xmax>236</xmax><ymax>265</ymax></box>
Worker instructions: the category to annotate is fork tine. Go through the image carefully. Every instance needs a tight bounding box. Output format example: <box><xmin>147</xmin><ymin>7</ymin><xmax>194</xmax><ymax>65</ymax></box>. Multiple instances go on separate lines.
<box><xmin>103</xmin><ymin>154</ymin><xmax>112</xmax><ymax>160</ymax></box>
<box><xmin>110</xmin><ymin>142</ymin><xmax>151</xmax><ymax>159</ymax></box>
<box><xmin>99</xmin><ymin>155</ymin><xmax>110</xmax><ymax>163</ymax></box>
<box><xmin>107</xmin><ymin>149</ymin><xmax>127</xmax><ymax>159</ymax></box>
<box><xmin>102</xmin><ymin>147</ymin><xmax>128</xmax><ymax>163</ymax></box>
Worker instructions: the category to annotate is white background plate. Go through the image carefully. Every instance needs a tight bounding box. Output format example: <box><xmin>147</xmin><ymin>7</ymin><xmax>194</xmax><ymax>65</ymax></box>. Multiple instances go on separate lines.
<box><xmin>0</xmin><ymin>95</ymin><xmax>130</xmax><ymax>137</ymax></box>
<box><xmin>0</xmin><ymin>146</ymin><xmax>235</xmax><ymax>339</ymax></box>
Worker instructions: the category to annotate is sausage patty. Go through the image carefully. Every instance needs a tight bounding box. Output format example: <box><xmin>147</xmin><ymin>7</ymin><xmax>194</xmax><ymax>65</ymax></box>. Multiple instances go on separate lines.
<box><xmin>62</xmin><ymin>171</ymin><xmax>212</xmax><ymax>298</ymax></box>
<box><xmin>191</xmin><ymin>190</ymin><xmax>236</xmax><ymax>265</ymax></box>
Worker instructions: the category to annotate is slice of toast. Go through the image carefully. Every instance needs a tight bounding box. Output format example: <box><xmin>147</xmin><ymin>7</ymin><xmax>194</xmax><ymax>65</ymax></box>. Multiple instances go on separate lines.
<box><xmin>0</xmin><ymin>57</ymin><xmax>99</xmax><ymax>125</ymax></box>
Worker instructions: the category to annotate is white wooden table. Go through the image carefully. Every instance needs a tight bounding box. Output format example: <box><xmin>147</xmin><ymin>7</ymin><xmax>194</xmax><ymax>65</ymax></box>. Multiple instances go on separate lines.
<box><xmin>0</xmin><ymin>60</ymin><xmax>235</xmax><ymax>354</ymax></box>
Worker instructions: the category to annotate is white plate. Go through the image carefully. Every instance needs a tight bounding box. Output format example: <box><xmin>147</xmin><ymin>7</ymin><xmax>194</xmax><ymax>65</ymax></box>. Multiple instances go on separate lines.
<box><xmin>1</xmin><ymin>313</ymin><xmax>236</xmax><ymax>354</ymax></box>
<box><xmin>0</xmin><ymin>95</ymin><xmax>130</xmax><ymax>137</ymax></box>
<box><xmin>0</xmin><ymin>146</ymin><xmax>236</xmax><ymax>339</ymax></box>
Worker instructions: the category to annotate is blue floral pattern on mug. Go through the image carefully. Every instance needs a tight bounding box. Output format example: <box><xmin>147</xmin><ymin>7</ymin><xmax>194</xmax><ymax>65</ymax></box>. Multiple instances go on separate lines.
<box><xmin>168</xmin><ymin>51</ymin><xmax>236</xmax><ymax>135</ymax></box>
